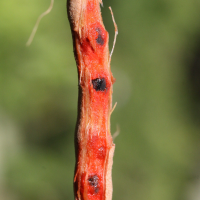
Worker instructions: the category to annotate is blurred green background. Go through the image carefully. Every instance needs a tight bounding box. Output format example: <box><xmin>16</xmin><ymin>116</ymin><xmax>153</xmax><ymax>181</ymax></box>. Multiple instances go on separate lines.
<box><xmin>1</xmin><ymin>0</ymin><xmax>200</xmax><ymax>199</ymax></box>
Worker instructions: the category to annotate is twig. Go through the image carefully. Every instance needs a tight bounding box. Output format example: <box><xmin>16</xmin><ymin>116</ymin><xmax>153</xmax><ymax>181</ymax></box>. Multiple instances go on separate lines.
<box><xmin>109</xmin><ymin>7</ymin><xmax>118</xmax><ymax>64</ymax></box>
<box><xmin>26</xmin><ymin>0</ymin><xmax>54</xmax><ymax>46</ymax></box>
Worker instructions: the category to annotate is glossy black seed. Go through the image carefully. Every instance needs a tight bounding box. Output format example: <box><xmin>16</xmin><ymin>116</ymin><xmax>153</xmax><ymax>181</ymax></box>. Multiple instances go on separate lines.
<box><xmin>92</xmin><ymin>78</ymin><xmax>106</xmax><ymax>91</ymax></box>
<box><xmin>96</xmin><ymin>34</ymin><xmax>104</xmax><ymax>45</ymax></box>
<box><xmin>88</xmin><ymin>175</ymin><xmax>99</xmax><ymax>187</ymax></box>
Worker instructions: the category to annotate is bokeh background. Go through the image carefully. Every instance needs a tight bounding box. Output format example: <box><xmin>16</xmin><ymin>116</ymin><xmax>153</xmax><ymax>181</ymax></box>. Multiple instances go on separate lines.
<box><xmin>1</xmin><ymin>0</ymin><xmax>200</xmax><ymax>199</ymax></box>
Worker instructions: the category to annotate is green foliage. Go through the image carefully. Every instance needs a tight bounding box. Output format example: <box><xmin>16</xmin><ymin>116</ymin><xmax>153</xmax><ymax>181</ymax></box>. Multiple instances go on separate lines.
<box><xmin>1</xmin><ymin>0</ymin><xmax>200</xmax><ymax>200</ymax></box>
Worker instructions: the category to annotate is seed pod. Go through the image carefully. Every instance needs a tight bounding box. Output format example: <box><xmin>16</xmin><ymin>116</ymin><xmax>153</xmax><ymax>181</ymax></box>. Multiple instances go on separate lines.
<box><xmin>67</xmin><ymin>0</ymin><xmax>115</xmax><ymax>199</ymax></box>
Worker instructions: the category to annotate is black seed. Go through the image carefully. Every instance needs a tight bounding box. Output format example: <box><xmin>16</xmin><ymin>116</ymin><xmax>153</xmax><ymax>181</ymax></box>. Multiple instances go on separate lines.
<box><xmin>88</xmin><ymin>175</ymin><xmax>99</xmax><ymax>187</ymax></box>
<box><xmin>92</xmin><ymin>78</ymin><xmax>106</xmax><ymax>91</ymax></box>
<box><xmin>96</xmin><ymin>28</ymin><xmax>104</xmax><ymax>46</ymax></box>
<box><xmin>96</xmin><ymin>34</ymin><xmax>104</xmax><ymax>45</ymax></box>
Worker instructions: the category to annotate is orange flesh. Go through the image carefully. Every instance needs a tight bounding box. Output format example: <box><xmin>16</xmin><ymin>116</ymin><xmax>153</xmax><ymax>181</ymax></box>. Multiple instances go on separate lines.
<box><xmin>67</xmin><ymin>0</ymin><xmax>115</xmax><ymax>199</ymax></box>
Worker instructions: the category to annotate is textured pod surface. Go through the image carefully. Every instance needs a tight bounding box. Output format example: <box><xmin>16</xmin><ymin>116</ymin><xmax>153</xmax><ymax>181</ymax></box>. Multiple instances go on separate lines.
<box><xmin>67</xmin><ymin>0</ymin><xmax>115</xmax><ymax>199</ymax></box>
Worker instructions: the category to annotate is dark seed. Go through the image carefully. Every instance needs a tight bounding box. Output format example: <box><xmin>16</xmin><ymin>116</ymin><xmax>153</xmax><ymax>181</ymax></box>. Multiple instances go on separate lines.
<box><xmin>92</xmin><ymin>78</ymin><xmax>106</xmax><ymax>91</ymax></box>
<box><xmin>88</xmin><ymin>175</ymin><xmax>99</xmax><ymax>187</ymax></box>
<box><xmin>96</xmin><ymin>34</ymin><xmax>104</xmax><ymax>45</ymax></box>
<box><xmin>95</xmin><ymin>28</ymin><xmax>104</xmax><ymax>45</ymax></box>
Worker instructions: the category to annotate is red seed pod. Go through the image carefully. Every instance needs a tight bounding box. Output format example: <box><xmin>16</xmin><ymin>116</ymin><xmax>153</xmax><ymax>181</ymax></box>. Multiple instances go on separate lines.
<box><xmin>67</xmin><ymin>0</ymin><xmax>115</xmax><ymax>199</ymax></box>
